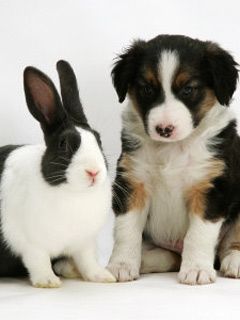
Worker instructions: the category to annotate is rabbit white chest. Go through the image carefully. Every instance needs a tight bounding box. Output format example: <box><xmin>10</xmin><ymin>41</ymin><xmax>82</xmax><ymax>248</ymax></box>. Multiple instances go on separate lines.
<box><xmin>1</xmin><ymin>145</ymin><xmax>111</xmax><ymax>258</ymax></box>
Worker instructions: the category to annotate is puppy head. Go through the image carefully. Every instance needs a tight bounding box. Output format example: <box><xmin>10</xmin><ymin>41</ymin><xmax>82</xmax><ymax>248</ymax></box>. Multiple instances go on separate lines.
<box><xmin>112</xmin><ymin>35</ymin><xmax>239</xmax><ymax>142</ymax></box>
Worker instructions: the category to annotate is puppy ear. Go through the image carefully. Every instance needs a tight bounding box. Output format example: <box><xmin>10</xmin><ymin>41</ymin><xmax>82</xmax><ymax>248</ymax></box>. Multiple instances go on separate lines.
<box><xmin>205</xmin><ymin>42</ymin><xmax>239</xmax><ymax>106</ymax></box>
<box><xmin>111</xmin><ymin>40</ymin><xmax>146</xmax><ymax>103</ymax></box>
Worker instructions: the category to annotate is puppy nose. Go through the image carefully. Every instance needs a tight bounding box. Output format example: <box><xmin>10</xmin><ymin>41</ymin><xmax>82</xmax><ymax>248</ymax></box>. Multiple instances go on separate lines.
<box><xmin>155</xmin><ymin>125</ymin><xmax>175</xmax><ymax>138</ymax></box>
<box><xmin>85</xmin><ymin>170</ymin><xmax>99</xmax><ymax>178</ymax></box>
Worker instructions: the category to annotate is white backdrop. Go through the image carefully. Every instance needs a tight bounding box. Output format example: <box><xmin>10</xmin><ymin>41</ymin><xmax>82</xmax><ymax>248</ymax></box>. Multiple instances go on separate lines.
<box><xmin>0</xmin><ymin>0</ymin><xmax>240</xmax><ymax>264</ymax></box>
<box><xmin>1</xmin><ymin>2</ymin><xmax>240</xmax><ymax>319</ymax></box>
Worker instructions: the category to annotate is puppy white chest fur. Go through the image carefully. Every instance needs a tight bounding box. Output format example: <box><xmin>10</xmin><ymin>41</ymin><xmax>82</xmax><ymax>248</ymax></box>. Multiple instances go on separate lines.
<box><xmin>134</xmin><ymin>133</ymin><xmax>215</xmax><ymax>245</ymax></box>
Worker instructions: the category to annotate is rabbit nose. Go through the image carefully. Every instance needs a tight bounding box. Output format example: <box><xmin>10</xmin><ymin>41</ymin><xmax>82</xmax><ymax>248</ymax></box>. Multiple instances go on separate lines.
<box><xmin>85</xmin><ymin>170</ymin><xmax>99</xmax><ymax>178</ymax></box>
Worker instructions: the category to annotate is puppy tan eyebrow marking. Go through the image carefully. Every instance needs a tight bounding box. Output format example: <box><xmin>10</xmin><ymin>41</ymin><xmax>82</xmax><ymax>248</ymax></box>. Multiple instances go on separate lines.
<box><xmin>144</xmin><ymin>68</ymin><xmax>159</xmax><ymax>86</ymax></box>
<box><xmin>173</xmin><ymin>71</ymin><xmax>192</xmax><ymax>87</ymax></box>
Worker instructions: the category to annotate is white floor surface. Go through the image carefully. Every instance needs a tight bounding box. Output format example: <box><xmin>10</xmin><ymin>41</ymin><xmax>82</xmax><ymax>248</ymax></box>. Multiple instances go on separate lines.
<box><xmin>0</xmin><ymin>273</ymin><xmax>240</xmax><ymax>320</ymax></box>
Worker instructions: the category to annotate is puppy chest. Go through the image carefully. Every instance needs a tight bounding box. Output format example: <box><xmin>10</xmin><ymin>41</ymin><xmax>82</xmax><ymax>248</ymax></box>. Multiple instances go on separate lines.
<box><xmin>145</xmin><ymin>179</ymin><xmax>189</xmax><ymax>246</ymax></box>
<box><xmin>138</xmin><ymin>142</ymin><xmax>212</xmax><ymax>245</ymax></box>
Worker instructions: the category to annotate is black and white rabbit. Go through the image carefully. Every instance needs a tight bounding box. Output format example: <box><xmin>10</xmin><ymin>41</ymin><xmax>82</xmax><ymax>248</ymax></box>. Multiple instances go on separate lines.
<box><xmin>0</xmin><ymin>60</ymin><xmax>116</xmax><ymax>287</ymax></box>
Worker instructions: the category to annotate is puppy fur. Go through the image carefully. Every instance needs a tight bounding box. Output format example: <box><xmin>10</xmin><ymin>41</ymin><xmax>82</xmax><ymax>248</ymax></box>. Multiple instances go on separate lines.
<box><xmin>108</xmin><ymin>34</ymin><xmax>239</xmax><ymax>285</ymax></box>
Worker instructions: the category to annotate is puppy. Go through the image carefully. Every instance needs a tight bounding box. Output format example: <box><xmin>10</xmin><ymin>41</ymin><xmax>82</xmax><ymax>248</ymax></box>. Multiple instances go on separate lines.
<box><xmin>108</xmin><ymin>34</ymin><xmax>239</xmax><ymax>285</ymax></box>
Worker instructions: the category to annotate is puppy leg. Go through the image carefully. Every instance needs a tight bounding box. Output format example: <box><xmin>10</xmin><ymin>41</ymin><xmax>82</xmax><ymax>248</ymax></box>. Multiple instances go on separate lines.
<box><xmin>178</xmin><ymin>215</ymin><xmax>223</xmax><ymax>285</ymax></box>
<box><xmin>72</xmin><ymin>241</ymin><xmax>116</xmax><ymax>283</ymax></box>
<box><xmin>108</xmin><ymin>208</ymin><xmax>149</xmax><ymax>282</ymax></box>
<box><xmin>219</xmin><ymin>219</ymin><xmax>240</xmax><ymax>278</ymax></box>
<box><xmin>22</xmin><ymin>248</ymin><xmax>61</xmax><ymax>288</ymax></box>
<box><xmin>140</xmin><ymin>241</ymin><xmax>181</xmax><ymax>274</ymax></box>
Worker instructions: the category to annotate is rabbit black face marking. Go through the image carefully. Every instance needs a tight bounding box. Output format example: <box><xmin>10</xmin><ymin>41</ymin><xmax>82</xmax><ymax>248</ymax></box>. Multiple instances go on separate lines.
<box><xmin>41</xmin><ymin>127</ymin><xmax>81</xmax><ymax>185</ymax></box>
<box><xmin>23</xmin><ymin>60</ymin><xmax>107</xmax><ymax>187</ymax></box>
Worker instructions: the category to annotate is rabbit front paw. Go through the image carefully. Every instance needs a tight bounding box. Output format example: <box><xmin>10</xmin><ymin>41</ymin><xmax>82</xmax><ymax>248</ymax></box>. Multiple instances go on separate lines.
<box><xmin>31</xmin><ymin>273</ymin><xmax>62</xmax><ymax>288</ymax></box>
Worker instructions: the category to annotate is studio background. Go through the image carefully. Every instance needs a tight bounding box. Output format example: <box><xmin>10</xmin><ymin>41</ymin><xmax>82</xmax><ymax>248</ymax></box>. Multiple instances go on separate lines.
<box><xmin>0</xmin><ymin>1</ymin><xmax>240</xmax><ymax>319</ymax></box>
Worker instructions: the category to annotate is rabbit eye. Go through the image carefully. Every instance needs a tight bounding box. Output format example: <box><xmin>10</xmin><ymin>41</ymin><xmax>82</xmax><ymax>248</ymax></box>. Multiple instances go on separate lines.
<box><xmin>58</xmin><ymin>130</ymin><xmax>81</xmax><ymax>154</ymax></box>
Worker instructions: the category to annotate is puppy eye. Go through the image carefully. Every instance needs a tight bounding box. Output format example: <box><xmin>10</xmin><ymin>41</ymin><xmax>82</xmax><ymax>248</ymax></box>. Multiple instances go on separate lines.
<box><xmin>181</xmin><ymin>85</ymin><xmax>194</xmax><ymax>96</ymax></box>
<box><xmin>141</xmin><ymin>85</ymin><xmax>154</xmax><ymax>97</ymax></box>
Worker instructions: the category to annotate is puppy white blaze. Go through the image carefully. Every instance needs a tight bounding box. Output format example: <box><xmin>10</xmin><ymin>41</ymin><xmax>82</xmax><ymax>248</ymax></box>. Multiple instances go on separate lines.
<box><xmin>160</xmin><ymin>50</ymin><xmax>179</xmax><ymax>94</ymax></box>
<box><xmin>147</xmin><ymin>50</ymin><xmax>194</xmax><ymax>142</ymax></box>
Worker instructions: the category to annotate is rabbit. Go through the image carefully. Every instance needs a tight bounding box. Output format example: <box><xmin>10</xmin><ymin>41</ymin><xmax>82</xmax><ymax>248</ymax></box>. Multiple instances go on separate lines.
<box><xmin>0</xmin><ymin>60</ymin><xmax>116</xmax><ymax>287</ymax></box>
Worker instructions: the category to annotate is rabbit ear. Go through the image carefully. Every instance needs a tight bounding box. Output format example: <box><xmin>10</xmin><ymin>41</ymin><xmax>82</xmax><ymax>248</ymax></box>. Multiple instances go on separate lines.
<box><xmin>24</xmin><ymin>67</ymin><xmax>66</xmax><ymax>133</ymax></box>
<box><xmin>56</xmin><ymin>60</ymin><xmax>89</xmax><ymax>127</ymax></box>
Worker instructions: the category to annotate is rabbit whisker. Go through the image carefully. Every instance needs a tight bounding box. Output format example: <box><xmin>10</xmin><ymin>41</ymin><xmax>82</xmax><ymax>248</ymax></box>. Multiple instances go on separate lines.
<box><xmin>112</xmin><ymin>191</ymin><xmax>125</xmax><ymax>211</ymax></box>
<box><xmin>59</xmin><ymin>156</ymin><xmax>71</xmax><ymax>163</ymax></box>
<box><xmin>47</xmin><ymin>177</ymin><xmax>65</xmax><ymax>184</ymax></box>
<box><xmin>66</xmin><ymin>140</ymin><xmax>74</xmax><ymax>154</ymax></box>
<box><xmin>46</xmin><ymin>174</ymin><xmax>65</xmax><ymax>180</ymax></box>
<box><xmin>50</xmin><ymin>170</ymin><xmax>66</xmax><ymax>174</ymax></box>
<box><xmin>50</xmin><ymin>161</ymin><xmax>68</xmax><ymax>168</ymax></box>
<box><xmin>113</xmin><ymin>181</ymin><xmax>130</xmax><ymax>197</ymax></box>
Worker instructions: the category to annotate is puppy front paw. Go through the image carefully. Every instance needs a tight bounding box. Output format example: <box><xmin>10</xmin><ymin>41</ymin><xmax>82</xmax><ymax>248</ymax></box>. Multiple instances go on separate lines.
<box><xmin>82</xmin><ymin>267</ymin><xmax>116</xmax><ymax>283</ymax></box>
<box><xmin>178</xmin><ymin>265</ymin><xmax>216</xmax><ymax>285</ymax></box>
<box><xmin>107</xmin><ymin>262</ymin><xmax>140</xmax><ymax>282</ymax></box>
<box><xmin>31</xmin><ymin>273</ymin><xmax>62</xmax><ymax>288</ymax></box>
<box><xmin>221</xmin><ymin>251</ymin><xmax>240</xmax><ymax>278</ymax></box>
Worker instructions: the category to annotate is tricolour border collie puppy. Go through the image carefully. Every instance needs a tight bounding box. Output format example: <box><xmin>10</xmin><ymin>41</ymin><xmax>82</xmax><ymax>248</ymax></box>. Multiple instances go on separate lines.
<box><xmin>108</xmin><ymin>34</ymin><xmax>239</xmax><ymax>285</ymax></box>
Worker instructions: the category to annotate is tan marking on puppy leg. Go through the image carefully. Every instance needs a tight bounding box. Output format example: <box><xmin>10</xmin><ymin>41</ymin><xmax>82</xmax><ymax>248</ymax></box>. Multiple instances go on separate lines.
<box><xmin>118</xmin><ymin>153</ymin><xmax>147</xmax><ymax>211</ymax></box>
<box><xmin>185</xmin><ymin>159</ymin><xmax>225</xmax><ymax>217</ymax></box>
<box><xmin>197</xmin><ymin>89</ymin><xmax>216</xmax><ymax>121</ymax></box>
<box><xmin>186</xmin><ymin>181</ymin><xmax>209</xmax><ymax>216</ymax></box>
<box><xmin>129</xmin><ymin>181</ymin><xmax>147</xmax><ymax>211</ymax></box>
